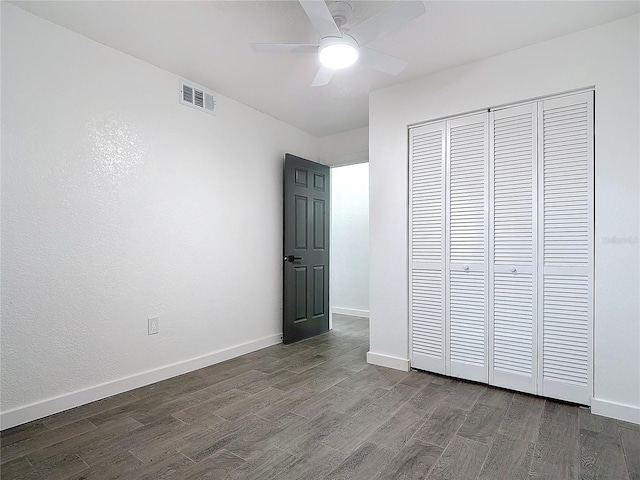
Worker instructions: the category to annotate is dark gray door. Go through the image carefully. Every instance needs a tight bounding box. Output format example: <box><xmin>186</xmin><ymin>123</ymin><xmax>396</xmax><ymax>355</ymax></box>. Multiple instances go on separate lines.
<box><xmin>283</xmin><ymin>154</ymin><xmax>330</xmax><ymax>344</ymax></box>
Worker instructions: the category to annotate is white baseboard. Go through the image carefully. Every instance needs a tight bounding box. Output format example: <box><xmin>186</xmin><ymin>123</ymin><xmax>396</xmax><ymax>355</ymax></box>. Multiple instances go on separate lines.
<box><xmin>366</xmin><ymin>351</ymin><xmax>410</xmax><ymax>372</ymax></box>
<box><xmin>332</xmin><ymin>307</ymin><xmax>369</xmax><ymax>318</ymax></box>
<box><xmin>0</xmin><ymin>333</ymin><xmax>282</xmax><ymax>431</ymax></box>
<box><xmin>591</xmin><ymin>397</ymin><xmax>640</xmax><ymax>425</ymax></box>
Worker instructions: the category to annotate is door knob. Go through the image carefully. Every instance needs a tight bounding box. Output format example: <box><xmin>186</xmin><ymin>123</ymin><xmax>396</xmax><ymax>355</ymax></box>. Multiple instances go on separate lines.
<box><xmin>285</xmin><ymin>255</ymin><xmax>303</xmax><ymax>263</ymax></box>
<box><xmin>510</xmin><ymin>266</ymin><xmax>517</xmax><ymax>273</ymax></box>
<box><xmin>463</xmin><ymin>265</ymin><xmax>470</xmax><ymax>272</ymax></box>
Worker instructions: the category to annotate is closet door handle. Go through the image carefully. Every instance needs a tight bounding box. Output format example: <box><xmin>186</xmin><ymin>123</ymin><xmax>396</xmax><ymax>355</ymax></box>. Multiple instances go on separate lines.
<box><xmin>463</xmin><ymin>265</ymin><xmax>470</xmax><ymax>272</ymax></box>
<box><xmin>510</xmin><ymin>266</ymin><xmax>517</xmax><ymax>273</ymax></box>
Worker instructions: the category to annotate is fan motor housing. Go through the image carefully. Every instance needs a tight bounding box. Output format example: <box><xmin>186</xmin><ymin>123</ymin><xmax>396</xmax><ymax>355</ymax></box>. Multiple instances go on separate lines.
<box><xmin>329</xmin><ymin>1</ymin><xmax>353</xmax><ymax>28</ymax></box>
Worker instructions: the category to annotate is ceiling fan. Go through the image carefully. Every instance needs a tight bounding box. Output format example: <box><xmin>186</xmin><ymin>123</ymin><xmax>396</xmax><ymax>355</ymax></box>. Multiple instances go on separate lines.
<box><xmin>251</xmin><ymin>0</ymin><xmax>426</xmax><ymax>87</ymax></box>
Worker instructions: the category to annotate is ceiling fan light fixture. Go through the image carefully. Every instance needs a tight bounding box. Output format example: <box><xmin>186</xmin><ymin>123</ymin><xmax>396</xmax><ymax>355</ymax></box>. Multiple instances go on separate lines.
<box><xmin>318</xmin><ymin>36</ymin><xmax>359</xmax><ymax>70</ymax></box>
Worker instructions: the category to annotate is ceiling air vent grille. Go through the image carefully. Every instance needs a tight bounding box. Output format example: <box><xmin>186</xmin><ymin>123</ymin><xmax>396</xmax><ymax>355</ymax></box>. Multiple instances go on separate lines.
<box><xmin>180</xmin><ymin>80</ymin><xmax>216</xmax><ymax>115</ymax></box>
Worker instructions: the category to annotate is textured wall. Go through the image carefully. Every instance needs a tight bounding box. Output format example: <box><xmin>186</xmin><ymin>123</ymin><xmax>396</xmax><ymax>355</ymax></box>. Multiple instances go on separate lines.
<box><xmin>369</xmin><ymin>15</ymin><xmax>639</xmax><ymax>421</ymax></box>
<box><xmin>1</xmin><ymin>4</ymin><xmax>318</xmax><ymax>416</ymax></box>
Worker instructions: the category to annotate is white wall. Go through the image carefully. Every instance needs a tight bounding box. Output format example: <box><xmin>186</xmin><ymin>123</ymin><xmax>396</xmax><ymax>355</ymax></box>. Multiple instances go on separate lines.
<box><xmin>369</xmin><ymin>14</ymin><xmax>640</xmax><ymax>423</ymax></box>
<box><xmin>331</xmin><ymin>163</ymin><xmax>369</xmax><ymax>318</ymax></box>
<box><xmin>0</xmin><ymin>4</ymin><xmax>319</xmax><ymax>428</ymax></box>
<box><xmin>318</xmin><ymin>126</ymin><xmax>369</xmax><ymax>167</ymax></box>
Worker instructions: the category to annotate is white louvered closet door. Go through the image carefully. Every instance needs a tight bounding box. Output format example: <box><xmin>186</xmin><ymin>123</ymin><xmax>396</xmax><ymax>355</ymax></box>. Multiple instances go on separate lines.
<box><xmin>447</xmin><ymin>113</ymin><xmax>489</xmax><ymax>383</ymax></box>
<box><xmin>489</xmin><ymin>104</ymin><xmax>538</xmax><ymax>394</ymax></box>
<box><xmin>538</xmin><ymin>92</ymin><xmax>594</xmax><ymax>405</ymax></box>
<box><xmin>410</xmin><ymin>122</ymin><xmax>446</xmax><ymax>374</ymax></box>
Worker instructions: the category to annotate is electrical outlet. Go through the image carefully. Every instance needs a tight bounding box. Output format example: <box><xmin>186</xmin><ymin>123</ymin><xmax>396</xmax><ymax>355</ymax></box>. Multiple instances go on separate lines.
<box><xmin>148</xmin><ymin>317</ymin><xmax>159</xmax><ymax>335</ymax></box>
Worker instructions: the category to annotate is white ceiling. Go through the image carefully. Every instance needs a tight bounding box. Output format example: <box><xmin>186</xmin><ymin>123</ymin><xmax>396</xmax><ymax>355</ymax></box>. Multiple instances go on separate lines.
<box><xmin>12</xmin><ymin>1</ymin><xmax>639</xmax><ymax>137</ymax></box>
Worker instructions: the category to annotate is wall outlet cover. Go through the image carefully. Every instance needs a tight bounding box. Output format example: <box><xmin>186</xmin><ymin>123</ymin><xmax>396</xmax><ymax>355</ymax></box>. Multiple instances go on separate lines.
<box><xmin>148</xmin><ymin>317</ymin><xmax>159</xmax><ymax>335</ymax></box>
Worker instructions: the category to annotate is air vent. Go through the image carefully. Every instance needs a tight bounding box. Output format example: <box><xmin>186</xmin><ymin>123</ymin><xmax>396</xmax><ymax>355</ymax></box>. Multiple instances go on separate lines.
<box><xmin>179</xmin><ymin>79</ymin><xmax>216</xmax><ymax>115</ymax></box>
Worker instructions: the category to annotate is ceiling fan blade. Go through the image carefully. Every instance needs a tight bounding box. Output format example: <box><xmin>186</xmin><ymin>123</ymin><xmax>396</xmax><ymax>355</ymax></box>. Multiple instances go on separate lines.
<box><xmin>359</xmin><ymin>48</ymin><xmax>408</xmax><ymax>76</ymax></box>
<box><xmin>311</xmin><ymin>66</ymin><xmax>335</xmax><ymax>87</ymax></box>
<box><xmin>299</xmin><ymin>0</ymin><xmax>342</xmax><ymax>39</ymax></box>
<box><xmin>347</xmin><ymin>0</ymin><xmax>425</xmax><ymax>47</ymax></box>
<box><xmin>251</xmin><ymin>43</ymin><xmax>318</xmax><ymax>54</ymax></box>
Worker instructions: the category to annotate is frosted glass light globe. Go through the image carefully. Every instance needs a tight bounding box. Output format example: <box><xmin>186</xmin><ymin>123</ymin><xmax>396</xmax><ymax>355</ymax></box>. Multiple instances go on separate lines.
<box><xmin>318</xmin><ymin>36</ymin><xmax>359</xmax><ymax>70</ymax></box>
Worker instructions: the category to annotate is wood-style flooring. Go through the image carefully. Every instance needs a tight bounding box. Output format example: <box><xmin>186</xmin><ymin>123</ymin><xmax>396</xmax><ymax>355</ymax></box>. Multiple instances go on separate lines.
<box><xmin>1</xmin><ymin>315</ymin><xmax>638</xmax><ymax>479</ymax></box>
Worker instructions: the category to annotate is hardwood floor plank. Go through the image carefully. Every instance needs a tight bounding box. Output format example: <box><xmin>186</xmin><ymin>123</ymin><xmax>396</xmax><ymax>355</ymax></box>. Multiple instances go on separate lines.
<box><xmin>580</xmin><ymin>428</ymin><xmax>629</xmax><ymax>480</ymax></box>
<box><xmin>300</xmin><ymin>366</ymin><xmax>355</xmax><ymax>393</ymax></box>
<box><xmin>225</xmin><ymin>446</ymin><xmax>299</xmax><ymax>480</ymax></box>
<box><xmin>409</xmin><ymin>382</ymin><xmax>455</xmax><ymax>414</ymax></box>
<box><xmin>159</xmin><ymin>370</ymin><xmax>228</xmax><ymax>398</ymax></box>
<box><xmin>476</xmin><ymin>387</ymin><xmax>514</xmax><ymax>409</ymax></box>
<box><xmin>177</xmin><ymin>414</ymin><xmax>263</xmax><ymax>463</ymax></box>
<box><xmin>284</xmin><ymin>354</ymin><xmax>329</xmax><ymax>374</ymax></box>
<box><xmin>530</xmin><ymin>400</ymin><xmax>580</xmax><ymax>480</ymax></box>
<box><xmin>373</xmin><ymin>439</ymin><xmax>443</xmax><ymax>480</ymax></box>
<box><xmin>67</xmin><ymin>450</ymin><xmax>144</xmax><ymax>480</ymax></box>
<box><xmin>253</xmin><ymin>387</ymin><xmax>316</xmax><ymax>421</ymax></box>
<box><xmin>320</xmin><ymin>350</ymin><xmax>369</xmax><ymax>373</ymax></box>
<box><xmin>0</xmin><ymin>419</ymin><xmax>96</xmax><ymax>465</ymax></box>
<box><xmin>275</xmin><ymin>410</ymin><xmax>349</xmax><ymax>457</ymax></box>
<box><xmin>320</xmin><ymin>415</ymin><xmax>385</xmax><ymax>454</ymax></box>
<box><xmin>275</xmin><ymin>444</ymin><xmax>347</xmax><ymax>480</ymax></box>
<box><xmin>427</xmin><ymin>434</ymin><xmax>491</xmax><ymax>480</ymax></box>
<box><xmin>128</xmin><ymin>452</ymin><xmax>194</xmax><ymax>480</ymax></box>
<box><xmin>215</xmin><ymin>387</ymin><xmax>286</xmax><ymax>422</ymax></box>
<box><xmin>457</xmin><ymin>402</ymin><xmax>506</xmax><ymax>444</ymax></box>
<box><xmin>251</xmin><ymin>356</ymin><xmax>291</xmax><ymax>374</ymax></box>
<box><xmin>41</xmin><ymin>392</ymin><xmax>138</xmax><ymax>430</ymax></box>
<box><xmin>498</xmin><ymin>393</ymin><xmax>545</xmax><ymax>442</ymax></box>
<box><xmin>85</xmin><ymin>389</ymin><xmax>176</xmax><ymax>427</ymax></box>
<box><xmin>0</xmin><ymin>457</ymin><xmax>36</xmax><ymax>479</ymax></box>
<box><xmin>28</xmin><ymin>415</ymin><xmax>143</xmax><ymax>472</ymax></box>
<box><xmin>316</xmin><ymin>384</ymin><xmax>421</xmax><ymax>455</ymax></box>
<box><xmin>24</xmin><ymin>450</ymin><xmax>89</xmax><ymax>480</ymax></box>
<box><xmin>238</xmin><ymin>369</ymin><xmax>298</xmax><ymax>394</ymax></box>
<box><xmin>179</xmin><ymin>449</ymin><xmax>245</xmax><ymax>480</ymax></box>
<box><xmin>225</xmin><ymin>413</ymin><xmax>309</xmax><ymax>461</ymax></box>
<box><xmin>199</xmin><ymin>369</ymin><xmax>271</xmax><ymax>397</ymax></box>
<box><xmin>357</xmin><ymin>383</ymin><xmax>420</xmax><ymax>418</ymax></box>
<box><xmin>619</xmin><ymin>426</ymin><xmax>640</xmax><ymax>480</ymax></box>
<box><xmin>171</xmin><ymin>389</ymin><xmax>250</xmax><ymax>425</ymax></box>
<box><xmin>1</xmin><ymin>316</ymin><xmax>632</xmax><ymax>480</ymax></box>
<box><xmin>129</xmin><ymin>423</ymin><xmax>210</xmax><ymax>464</ymax></box>
<box><xmin>618</xmin><ymin>420</ymin><xmax>640</xmax><ymax>432</ymax></box>
<box><xmin>290</xmin><ymin>385</ymin><xmax>353</xmax><ymax>419</ymax></box>
<box><xmin>261</xmin><ymin>342</ymin><xmax>316</xmax><ymax>359</ymax></box>
<box><xmin>76</xmin><ymin>416</ymin><xmax>180</xmax><ymax>465</ymax></box>
<box><xmin>477</xmin><ymin>433</ymin><xmax>533</xmax><ymax>480</ymax></box>
<box><xmin>132</xmin><ymin>376</ymin><xmax>256</xmax><ymax>424</ymax></box>
<box><xmin>429</xmin><ymin>375</ymin><xmax>461</xmax><ymax>388</ymax></box>
<box><xmin>0</xmin><ymin>422</ymin><xmax>49</xmax><ymax>447</ymax></box>
<box><xmin>444</xmin><ymin>381</ymin><xmax>487</xmax><ymax>411</ymax></box>
<box><xmin>367</xmin><ymin>404</ymin><xmax>427</xmax><ymax>452</ymax></box>
<box><xmin>325</xmin><ymin>442</ymin><xmax>396</xmax><ymax>480</ymax></box>
<box><xmin>580</xmin><ymin>408</ymin><xmax>620</xmax><ymax>436</ymax></box>
<box><xmin>413</xmin><ymin>403</ymin><xmax>467</xmax><ymax>448</ymax></box>
<box><xmin>330</xmin><ymin>385</ymin><xmax>388</xmax><ymax>417</ymax></box>
<box><xmin>399</xmin><ymin>370</ymin><xmax>438</xmax><ymax>389</ymax></box>
<box><xmin>336</xmin><ymin>365</ymin><xmax>409</xmax><ymax>391</ymax></box>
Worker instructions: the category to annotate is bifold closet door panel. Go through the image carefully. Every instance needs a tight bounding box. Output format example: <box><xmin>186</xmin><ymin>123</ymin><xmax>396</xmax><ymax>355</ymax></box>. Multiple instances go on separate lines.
<box><xmin>489</xmin><ymin>104</ymin><xmax>538</xmax><ymax>394</ymax></box>
<box><xmin>447</xmin><ymin>113</ymin><xmax>489</xmax><ymax>383</ymax></box>
<box><xmin>539</xmin><ymin>92</ymin><xmax>594</xmax><ymax>405</ymax></box>
<box><xmin>410</xmin><ymin>122</ymin><xmax>446</xmax><ymax>374</ymax></box>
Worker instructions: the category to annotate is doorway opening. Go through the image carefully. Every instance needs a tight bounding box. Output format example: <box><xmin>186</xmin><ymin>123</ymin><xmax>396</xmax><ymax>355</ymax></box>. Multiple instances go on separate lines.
<box><xmin>330</xmin><ymin>162</ymin><xmax>370</xmax><ymax>331</ymax></box>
